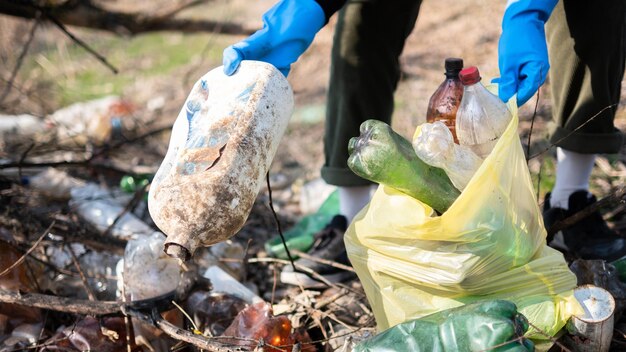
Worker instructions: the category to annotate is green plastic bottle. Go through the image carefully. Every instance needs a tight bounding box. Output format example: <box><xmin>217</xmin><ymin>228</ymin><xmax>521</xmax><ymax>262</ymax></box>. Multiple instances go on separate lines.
<box><xmin>120</xmin><ymin>175</ymin><xmax>152</xmax><ymax>198</ymax></box>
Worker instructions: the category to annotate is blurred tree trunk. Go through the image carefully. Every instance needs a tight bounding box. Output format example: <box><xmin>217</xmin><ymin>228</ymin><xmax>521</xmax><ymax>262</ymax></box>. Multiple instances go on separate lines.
<box><xmin>0</xmin><ymin>0</ymin><xmax>254</xmax><ymax>35</ymax></box>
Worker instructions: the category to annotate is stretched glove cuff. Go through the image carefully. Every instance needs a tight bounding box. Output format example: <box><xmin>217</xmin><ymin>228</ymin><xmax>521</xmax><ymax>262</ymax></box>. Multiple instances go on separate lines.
<box><xmin>503</xmin><ymin>0</ymin><xmax>558</xmax><ymax>25</ymax></box>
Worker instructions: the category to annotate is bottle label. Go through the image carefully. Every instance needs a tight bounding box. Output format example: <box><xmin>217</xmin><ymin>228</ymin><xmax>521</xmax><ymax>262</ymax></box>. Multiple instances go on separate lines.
<box><xmin>176</xmin><ymin>82</ymin><xmax>257</xmax><ymax>175</ymax></box>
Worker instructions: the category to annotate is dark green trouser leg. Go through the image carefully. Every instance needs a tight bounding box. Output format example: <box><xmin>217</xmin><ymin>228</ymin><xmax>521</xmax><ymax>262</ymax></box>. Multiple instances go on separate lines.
<box><xmin>321</xmin><ymin>0</ymin><xmax>422</xmax><ymax>186</ymax></box>
<box><xmin>546</xmin><ymin>0</ymin><xmax>625</xmax><ymax>154</ymax></box>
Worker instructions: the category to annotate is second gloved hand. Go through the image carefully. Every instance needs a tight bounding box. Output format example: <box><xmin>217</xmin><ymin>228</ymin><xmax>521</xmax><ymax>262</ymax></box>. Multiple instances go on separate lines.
<box><xmin>222</xmin><ymin>0</ymin><xmax>325</xmax><ymax>77</ymax></box>
<box><xmin>498</xmin><ymin>0</ymin><xmax>558</xmax><ymax>106</ymax></box>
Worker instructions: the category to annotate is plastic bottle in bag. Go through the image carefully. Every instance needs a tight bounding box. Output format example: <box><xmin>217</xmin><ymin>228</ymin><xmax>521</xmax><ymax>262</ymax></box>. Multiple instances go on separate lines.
<box><xmin>426</xmin><ymin>58</ymin><xmax>464</xmax><ymax>142</ymax></box>
<box><xmin>455</xmin><ymin>66</ymin><xmax>512</xmax><ymax>158</ymax></box>
<box><xmin>149</xmin><ymin>61</ymin><xmax>294</xmax><ymax>261</ymax></box>
<box><xmin>413</xmin><ymin>121</ymin><xmax>483</xmax><ymax>191</ymax></box>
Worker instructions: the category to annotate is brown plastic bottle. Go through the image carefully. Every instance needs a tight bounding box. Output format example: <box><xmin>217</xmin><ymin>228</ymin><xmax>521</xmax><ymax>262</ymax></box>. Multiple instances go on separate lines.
<box><xmin>426</xmin><ymin>58</ymin><xmax>464</xmax><ymax>143</ymax></box>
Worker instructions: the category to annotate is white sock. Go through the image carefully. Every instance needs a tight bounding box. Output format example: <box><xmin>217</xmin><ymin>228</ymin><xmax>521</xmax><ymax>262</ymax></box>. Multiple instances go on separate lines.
<box><xmin>339</xmin><ymin>185</ymin><xmax>376</xmax><ymax>222</ymax></box>
<box><xmin>550</xmin><ymin>147</ymin><xmax>595</xmax><ymax>210</ymax></box>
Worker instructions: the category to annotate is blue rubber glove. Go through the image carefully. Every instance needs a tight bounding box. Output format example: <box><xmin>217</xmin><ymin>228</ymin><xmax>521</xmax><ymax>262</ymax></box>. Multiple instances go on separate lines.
<box><xmin>498</xmin><ymin>0</ymin><xmax>558</xmax><ymax>106</ymax></box>
<box><xmin>222</xmin><ymin>0</ymin><xmax>325</xmax><ymax>77</ymax></box>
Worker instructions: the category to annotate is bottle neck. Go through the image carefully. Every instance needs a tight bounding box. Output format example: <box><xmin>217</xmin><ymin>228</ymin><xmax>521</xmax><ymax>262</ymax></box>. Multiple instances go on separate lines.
<box><xmin>445</xmin><ymin>70</ymin><xmax>461</xmax><ymax>79</ymax></box>
<box><xmin>462</xmin><ymin>81</ymin><xmax>483</xmax><ymax>91</ymax></box>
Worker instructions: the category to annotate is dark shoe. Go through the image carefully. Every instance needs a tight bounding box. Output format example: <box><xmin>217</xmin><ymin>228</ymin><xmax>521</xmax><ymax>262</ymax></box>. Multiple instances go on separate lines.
<box><xmin>280</xmin><ymin>215</ymin><xmax>356</xmax><ymax>288</ymax></box>
<box><xmin>543</xmin><ymin>190</ymin><xmax>626</xmax><ymax>262</ymax></box>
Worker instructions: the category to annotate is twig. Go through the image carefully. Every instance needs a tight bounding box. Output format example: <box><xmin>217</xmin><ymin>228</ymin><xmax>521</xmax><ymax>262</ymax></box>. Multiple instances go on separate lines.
<box><xmin>266</xmin><ymin>172</ymin><xmax>297</xmax><ymax>272</ymax></box>
<box><xmin>171</xmin><ymin>300</ymin><xmax>202</xmax><ymax>335</ymax></box>
<box><xmin>525</xmin><ymin>86</ymin><xmax>540</xmax><ymax>163</ymax></box>
<box><xmin>0</xmin><ymin>14</ymin><xmax>40</xmax><ymax>104</ymax></box>
<box><xmin>536</xmin><ymin>155</ymin><xmax>543</xmax><ymax>202</ymax></box>
<box><xmin>150</xmin><ymin>308</ymin><xmax>249</xmax><ymax>352</ymax></box>
<box><xmin>45</xmin><ymin>13</ymin><xmax>119</xmax><ymax>74</ymax></box>
<box><xmin>548</xmin><ymin>185</ymin><xmax>626</xmax><ymax>237</ymax></box>
<box><xmin>66</xmin><ymin>243</ymin><xmax>97</xmax><ymax>301</ymax></box>
<box><xmin>0</xmin><ymin>269</ymin><xmax>196</xmax><ymax>316</ymax></box>
<box><xmin>0</xmin><ymin>290</ymin><xmax>120</xmax><ymax>315</ymax></box>
<box><xmin>0</xmin><ymin>125</ymin><xmax>171</xmax><ymax>172</ymax></box>
<box><xmin>292</xmin><ymin>250</ymin><xmax>355</xmax><ymax>273</ymax></box>
<box><xmin>154</xmin><ymin>0</ymin><xmax>208</xmax><ymax>20</ymax></box>
<box><xmin>247</xmin><ymin>257</ymin><xmax>335</xmax><ymax>289</ymax></box>
<box><xmin>529</xmin><ymin>104</ymin><xmax>618</xmax><ymax>160</ymax></box>
<box><xmin>120</xmin><ymin>269</ymin><xmax>134</xmax><ymax>352</ymax></box>
<box><xmin>0</xmin><ymin>221</ymin><xmax>54</xmax><ymax>278</ymax></box>
<box><xmin>526</xmin><ymin>321</ymin><xmax>572</xmax><ymax>352</ymax></box>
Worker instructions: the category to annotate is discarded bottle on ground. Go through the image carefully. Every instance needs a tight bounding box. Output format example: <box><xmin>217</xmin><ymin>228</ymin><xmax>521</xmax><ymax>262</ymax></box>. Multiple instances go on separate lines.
<box><xmin>455</xmin><ymin>66</ymin><xmax>512</xmax><ymax>158</ymax></box>
<box><xmin>426</xmin><ymin>58</ymin><xmax>464</xmax><ymax>143</ymax></box>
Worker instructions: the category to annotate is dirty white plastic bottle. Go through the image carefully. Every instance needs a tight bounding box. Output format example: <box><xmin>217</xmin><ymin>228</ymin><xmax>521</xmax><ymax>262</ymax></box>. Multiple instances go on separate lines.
<box><xmin>148</xmin><ymin>61</ymin><xmax>294</xmax><ymax>261</ymax></box>
<box><xmin>455</xmin><ymin>66</ymin><xmax>512</xmax><ymax>158</ymax></box>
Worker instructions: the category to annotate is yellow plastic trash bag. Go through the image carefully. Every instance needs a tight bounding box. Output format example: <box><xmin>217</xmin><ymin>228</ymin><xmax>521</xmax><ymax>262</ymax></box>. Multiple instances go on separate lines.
<box><xmin>344</xmin><ymin>106</ymin><xmax>582</xmax><ymax>340</ymax></box>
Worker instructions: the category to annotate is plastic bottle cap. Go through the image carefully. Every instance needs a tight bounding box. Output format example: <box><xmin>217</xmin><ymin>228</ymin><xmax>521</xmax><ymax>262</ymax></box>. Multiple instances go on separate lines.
<box><xmin>459</xmin><ymin>66</ymin><xmax>481</xmax><ymax>85</ymax></box>
<box><xmin>444</xmin><ymin>58</ymin><xmax>464</xmax><ymax>72</ymax></box>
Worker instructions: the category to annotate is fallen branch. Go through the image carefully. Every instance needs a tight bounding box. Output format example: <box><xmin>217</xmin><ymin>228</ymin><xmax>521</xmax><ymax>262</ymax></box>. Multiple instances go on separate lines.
<box><xmin>0</xmin><ymin>290</ymin><xmax>121</xmax><ymax>315</ymax></box>
<box><xmin>1</xmin><ymin>0</ymin><xmax>255</xmax><ymax>36</ymax></box>
<box><xmin>0</xmin><ymin>124</ymin><xmax>171</xmax><ymax>175</ymax></box>
<box><xmin>0</xmin><ymin>264</ymin><xmax>199</xmax><ymax>315</ymax></box>
<box><xmin>150</xmin><ymin>308</ymin><xmax>248</xmax><ymax>352</ymax></box>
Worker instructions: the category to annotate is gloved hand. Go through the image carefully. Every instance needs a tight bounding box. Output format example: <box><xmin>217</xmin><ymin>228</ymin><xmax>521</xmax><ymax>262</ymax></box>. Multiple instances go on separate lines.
<box><xmin>498</xmin><ymin>0</ymin><xmax>558</xmax><ymax>106</ymax></box>
<box><xmin>222</xmin><ymin>0</ymin><xmax>325</xmax><ymax>77</ymax></box>
<box><xmin>354</xmin><ymin>300</ymin><xmax>534</xmax><ymax>352</ymax></box>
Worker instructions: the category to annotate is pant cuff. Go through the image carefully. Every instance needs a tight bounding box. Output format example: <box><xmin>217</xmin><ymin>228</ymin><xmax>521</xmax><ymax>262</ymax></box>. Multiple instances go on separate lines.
<box><xmin>549</xmin><ymin>126</ymin><xmax>623</xmax><ymax>154</ymax></box>
<box><xmin>321</xmin><ymin>166</ymin><xmax>374</xmax><ymax>187</ymax></box>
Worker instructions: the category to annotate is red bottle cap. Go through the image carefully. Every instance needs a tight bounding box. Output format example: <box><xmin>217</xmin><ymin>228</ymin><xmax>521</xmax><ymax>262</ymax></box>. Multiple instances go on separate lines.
<box><xmin>459</xmin><ymin>66</ymin><xmax>481</xmax><ymax>85</ymax></box>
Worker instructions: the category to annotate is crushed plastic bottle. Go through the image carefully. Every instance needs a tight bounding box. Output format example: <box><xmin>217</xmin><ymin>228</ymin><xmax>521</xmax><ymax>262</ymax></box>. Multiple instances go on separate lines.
<box><xmin>70</xmin><ymin>183</ymin><xmax>152</xmax><ymax>241</ymax></box>
<box><xmin>149</xmin><ymin>61</ymin><xmax>294</xmax><ymax>261</ymax></box>
<box><xmin>28</xmin><ymin>167</ymin><xmax>86</xmax><ymax>200</ymax></box>
<box><xmin>47</xmin><ymin>96</ymin><xmax>134</xmax><ymax>146</ymax></box>
<box><xmin>0</xmin><ymin>114</ymin><xmax>46</xmax><ymax>137</ymax></box>
<box><xmin>413</xmin><ymin>121</ymin><xmax>483</xmax><ymax>191</ymax></box>
<box><xmin>44</xmin><ymin>243</ymin><xmax>121</xmax><ymax>300</ymax></box>
<box><xmin>123</xmin><ymin>232</ymin><xmax>181</xmax><ymax>300</ymax></box>
<box><xmin>122</xmin><ymin>232</ymin><xmax>183</xmax><ymax>352</ymax></box>
<box><xmin>455</xmin><ymin>66</ymin><xmax>512</xmax><ymax>158</ymax></box>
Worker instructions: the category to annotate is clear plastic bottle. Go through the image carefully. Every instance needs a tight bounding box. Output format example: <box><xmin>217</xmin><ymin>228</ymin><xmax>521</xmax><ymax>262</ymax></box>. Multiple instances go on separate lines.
<box><xmin>413</xmin><ymin>121</ymin><xmax>483</xmax><ymax>191</ymax></box>
<box><xmin>455</xmin><ymin>66</ymin><xmax>512</xmax><ymax>158</ymax></box>
<box><xmin>426</xmin><ymin>58</ymin><xmax>464</xmax><ymax>143</ymax></box>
